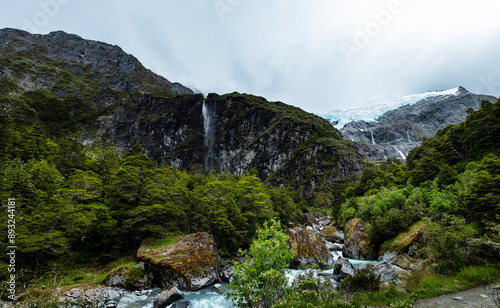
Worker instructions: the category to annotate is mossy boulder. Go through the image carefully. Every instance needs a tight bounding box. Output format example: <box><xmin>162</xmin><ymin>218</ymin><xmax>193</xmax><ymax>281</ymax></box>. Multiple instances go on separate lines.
<box><xmin>285</xmin><ymin>226</ymin><xmax>333</xmax><ymax>269</ymax></box>
<box><xmin>379</xmin><ymin>221</ymin><xmax>426</xmax><ymax>260</ymax></box>
<box><xmin>342</xmin><ymin>218</ymin><xmax>376</xmax><ymax>260</ymax></box>
<box><xmin>137</xmin><ymin>232</ymin><xmax>221</xmax><ymax>291</ymax></box>
<box><xmin>104</xmin><ymin>263</ymin><xmax>150</xmax><ymax>290</ymax></box>
<box><xmin>319</xmin><ymin>225</ymin><xmax>344</xmax><ymax>243</ymax></box>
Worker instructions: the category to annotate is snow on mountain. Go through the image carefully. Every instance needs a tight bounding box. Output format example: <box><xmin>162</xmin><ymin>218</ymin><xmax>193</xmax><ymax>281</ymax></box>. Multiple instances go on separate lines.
<box><xmin>318</xmin><ymin>87</ymin><xmax>460</xmax><ymax>129</ymax></box>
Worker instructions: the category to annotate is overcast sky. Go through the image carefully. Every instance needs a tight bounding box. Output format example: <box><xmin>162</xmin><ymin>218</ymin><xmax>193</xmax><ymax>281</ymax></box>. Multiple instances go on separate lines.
<box><xmin>2</xmin><ymin>0</ymin><xmax>500</xmax><ymax>112</ymax></box>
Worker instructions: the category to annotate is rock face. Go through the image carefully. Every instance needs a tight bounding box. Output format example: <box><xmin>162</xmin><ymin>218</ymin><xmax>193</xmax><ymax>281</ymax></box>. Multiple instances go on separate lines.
<box><xmin>341</xmin><ymin>87</ymin><xmax>497</xmax><ymax>161</ymax></box>
<box><xmin>0</xmin><ymin>28</ymin><xmax>365</xmax><ymax>202</ymax></box>
<box><xmin>285</xmin><ymin>226</ymin><xmax>333</xmax><ymax>269</ymax></box>
<box><xmin>342</xmin><ymin>218</ymin><xmax>376</xmax><ymax>260</ymax></box>
<box><xmin>137</xmin><ymin>233</ymin><xmax>221</xmax><ymax>291</ymax></box>
<box><xmin>0</xmin><ymin>28</ymin><xmax>192</xmax><ymax>95</ymax></box>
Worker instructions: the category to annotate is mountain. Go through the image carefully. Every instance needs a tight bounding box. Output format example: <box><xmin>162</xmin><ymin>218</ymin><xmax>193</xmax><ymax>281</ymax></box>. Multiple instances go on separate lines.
<box><xmin>320</xmin><ymin>87</ymin><xmax>497</xmax><ymax>161</ymax></box>
<box><xmin>0</xmin><ymin>28</ymin><xmax>364</xmax><ymax>203</ymax></box>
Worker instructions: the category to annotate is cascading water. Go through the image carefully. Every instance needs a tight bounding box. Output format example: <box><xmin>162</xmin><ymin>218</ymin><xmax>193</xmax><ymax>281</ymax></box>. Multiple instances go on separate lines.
<box><xmin>202</xmin><ymin>100</ymin><xmax>217</xmax><ymax>173</ymax></box>
<box><xmin>370</xmin><ymin>130</ymin><xmax>376</xmax><ymax>145</ymax></box>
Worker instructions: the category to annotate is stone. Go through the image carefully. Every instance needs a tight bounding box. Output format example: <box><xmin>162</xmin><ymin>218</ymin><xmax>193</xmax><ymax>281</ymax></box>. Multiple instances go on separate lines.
<box><xmin>285</xmin><ymin>226</ymin><xmax>333</xmax><ymax>269</ymax></box>
<box><xmin>211</xmin><ymin>283</ymin><xmax>229</xmax><ymax>295</ymax></box>
<box><xmin>342</xmin><ymin>218</ymin><xmax>377</xmax><ymax>260</ymax></box>
<box><xmin>138</xmin><ymin>232</ymin><xmax>221</xmax><ymax>291</ymax></box>
<box><xmin>104</xmin><ymin>265</ymin><xmax>150</xmax><ymax>291</ymax></box>
<box><xmin>319</xmin><ymin>225</ymin><xmax>344</xmax><ymax>243</ymax></box>
<box><xmin>453</xmin><ymin>296</ymin><xmax>464</xmax><ymax>301</ymax></box>
<box><xmin>333</xmin><ymin>257</ymin><xmax>355</xmax><ymax>278</ymax></box>
<box><xmin>378</xmin><ymin>221</ymin><xmax>426</xmax><ymax>260</ymax></box>
<box><xmin>154</xmin><ymin>285</ymin><xmax>184</xmax><ymax>308</ymax></box>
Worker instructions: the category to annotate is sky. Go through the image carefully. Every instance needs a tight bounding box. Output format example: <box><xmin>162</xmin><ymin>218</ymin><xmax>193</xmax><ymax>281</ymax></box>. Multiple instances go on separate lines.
<box><xmin>1</xmin><ymin>0</ymin><xmax>500</xmax><ymax>113</ymax></box>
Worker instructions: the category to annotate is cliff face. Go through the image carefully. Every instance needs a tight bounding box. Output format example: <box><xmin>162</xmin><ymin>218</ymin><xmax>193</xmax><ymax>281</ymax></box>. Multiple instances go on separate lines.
<box><xmin>341</xmin><ymin>87</ymin><xmax>497</xmax><ymax>161</ymax></box>
<box><xmin>0</xmin><ymin>28</ymin><xmax>364</xmax><ymax>202</ymax></box>
<box><xmin>95</xmin><ymin>91</ymin><xmax>364</xmax><ymax>200</ymax></box>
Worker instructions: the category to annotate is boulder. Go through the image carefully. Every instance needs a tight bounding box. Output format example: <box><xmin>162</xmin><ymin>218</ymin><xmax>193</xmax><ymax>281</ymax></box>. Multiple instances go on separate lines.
<box><xmin>304</xmin><ymin>212</ymin><xmax>319</xmax><ymax>225</ymax></box>
<box><xmin>138</xmin><ymin>232</ymin><xmax>221</xmax><ymax>291</ymax></box>
<box><xmin>342</xmin><ymin>219</ymin><xmax>376</xmax><ymax>260</ymax></box>
<box><xmin>379</xmin><ymin>221</ymin><xmax>426</xmax><ymax>260</ymax></box>
<box><xmin>154</xmin><ymin>285</ymin><xmax>184</xmax><ymax>308</ymax></box>
<box><xmin>319</xmin><ymin>225</ymin><xmax>344</xmax><ymax>243</ymax></box>
<box><xmin>212</xmin><ymin>283</ymin><xmax>229</xmax><ymax>295</ymax></box>
<box><xmin>285</xmin><ymin>226</ymin><xmax>333</xmax><ymax>269</ymax></box>
<box><xmin>104</xmin><ymin>263</ymin><xmax>151</xmax><ymax>290</ymax></box>
<box><xmin>333</xmin><ymin>257</ymin><xmax>355</xmax><ymax>278</ymax></box>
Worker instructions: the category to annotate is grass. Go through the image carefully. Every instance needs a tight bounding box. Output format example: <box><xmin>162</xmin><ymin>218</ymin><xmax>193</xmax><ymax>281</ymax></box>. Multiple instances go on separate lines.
<box><xmin>139</xmin><ymin>235</ymin><xmax>182</xmax><ymax>250</ymax></box>
<box><xmin>353</xmin><ymin>263</ymin><xmax>500</xmax><ymax>307</ymax></box>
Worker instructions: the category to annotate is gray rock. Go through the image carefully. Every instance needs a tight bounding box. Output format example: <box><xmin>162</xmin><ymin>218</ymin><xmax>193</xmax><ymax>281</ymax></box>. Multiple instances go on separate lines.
<box><xmin>211</xmin><ymin>283</ymin><xmax>229</xmax><ymax>295</ymax></box>
<box><xmin>333</xmin><ymin>257</ymin><xmax>355</xmax><ymax>278</ymax></box>
<box><xmin>154</xmin><ymin>285</ymin><xmax>184</xmax><ymax>308</ymax></box>
<box><xmin>340</xmin><ymin>87</ymin><xmax>497</xmax><ymax>161</ymax></box>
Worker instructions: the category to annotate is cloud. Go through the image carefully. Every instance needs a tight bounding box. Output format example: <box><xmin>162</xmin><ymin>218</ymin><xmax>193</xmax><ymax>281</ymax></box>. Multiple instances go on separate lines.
<box><xmin>1</xmin><ymin>0</ymin><xmax>499</xmax><ymax>112</ymax></box>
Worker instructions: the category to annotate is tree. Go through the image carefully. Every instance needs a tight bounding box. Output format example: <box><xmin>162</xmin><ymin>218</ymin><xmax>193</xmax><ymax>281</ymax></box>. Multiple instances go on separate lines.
<box><xmin>228</xmin><ymin>219</ymin><xmax>294</xmax><ymax>308</ymax></box>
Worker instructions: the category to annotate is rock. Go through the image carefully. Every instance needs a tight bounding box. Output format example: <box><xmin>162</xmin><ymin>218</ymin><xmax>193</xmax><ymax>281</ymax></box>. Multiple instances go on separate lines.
<box><xmin>286</xmin><ymin>226</ymin><xmax>333</xmax><ymax>269</ymax></box>
<box><xmin>104</xmin><ymin>265</ymin><xmax>150</xmax><ymax>291</ymax></box>
<box><xmin>371</xmin><ymin>260</ymin><xmax>407</xmax><ymax>289</ymax></box>
<box><xmin>340</xmin><ymin>87</ymin><xmax>496</xmax><ymax>161</ymax></box>
<box><xmin>387</xmin><ymin>254</ymin><xmax>417</xmax><ymax>271</ymax></box>
<box><xmin>453</xmin><ymin>296</ymin><xmax>464</xmax><ymax>301</ymax></box>
<box><xmin>154</xmin><ymin>285</ymin><xmax>184</xmax><ymax>308</ymax></box>
<box><xmin>379</xmin><ymin>221</ymin><xmax>426</xmax><ymax>260</ymax></box>
<box><xmin>325</xmin><ymin>241</ymin><xmax>343</xmax><ymax>252</ymax></box>
<box><xmin>138</xmin><ymin>232</ymin><xmax>221</xmax><ymax>291</ymax></box>
<box><xmin>220</xmin><ymin>261</ymin><xmax>234</xmax><ymax>282</ymax></box>
<box><xmin>342</xmin><ymin>218</ymin><xmax>376</xmax><ymax>260</ymax></box>
<box><xmin>465</xmin><ymin>238</ymin><xmax>500</xmax><ymax>262</ymax></box>
<box><xmin>319</xmin><ymin>225</ymin><xmax>344</xmax><ymax>243</ymax></box>
<box><xmin>117</xmin><ymin>293</ymin><xmax>147</xmax><ymax>308</ymax></box>
<box><xmin>333</xmin><ymin>257</ymin><xmax>355</xmax><ymax>278</ymax></box>
<box><xmin>171</xmin><ymin>301</ymin><xmax>191</xmax><ymax>308</ymax></box>
<box><xmin>212</xmin><ymin>283</ymin><xmax>229</xmax><ymax>295</ymax></box>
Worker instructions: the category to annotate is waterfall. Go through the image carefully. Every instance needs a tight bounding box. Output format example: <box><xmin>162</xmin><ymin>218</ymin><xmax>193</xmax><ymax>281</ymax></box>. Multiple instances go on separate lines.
<box><xmin>370</xmin><ymin>130</ymin><xmax>376</xmax><ymax>145</ymax></box>
<box><xmin>202</xmin><ymin>100</ymin><xmax>216</xmax><ymax>173</ymax></box>
<box><xmin>392</xmin><ymin>146</ymin><xmax>407</xmax><ymax>160</ymax></box>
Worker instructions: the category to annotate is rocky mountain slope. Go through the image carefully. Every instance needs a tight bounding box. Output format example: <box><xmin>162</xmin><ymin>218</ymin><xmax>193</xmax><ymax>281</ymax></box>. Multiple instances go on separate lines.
<box><xmin>0</xmin><ymin>28</ymin><xmax>364</xmax><ymax>202</ymax></box>
<box><xmin>337</xmin><ymin>87</ymin><xmax>497</xmax><ymax>161</ymax></box>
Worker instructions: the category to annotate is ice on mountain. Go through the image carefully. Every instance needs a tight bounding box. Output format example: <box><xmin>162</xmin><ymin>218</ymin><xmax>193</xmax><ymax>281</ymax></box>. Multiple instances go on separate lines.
<box><xmin>318</xmin><ymin>87</ymin><xmax>460</xmax><ymax>129</ymax></box>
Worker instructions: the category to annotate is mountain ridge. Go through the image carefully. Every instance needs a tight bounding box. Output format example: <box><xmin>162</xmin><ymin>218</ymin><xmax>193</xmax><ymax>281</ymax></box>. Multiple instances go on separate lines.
<box><xmin>0</xmin><ymin>28</ymin><xmax>364</xmax><ymax>204</ymax></box>
<box><xmin>322</xmin><ymin>87</ymin><xmax>497</xmax><ymax>161</ymax></box>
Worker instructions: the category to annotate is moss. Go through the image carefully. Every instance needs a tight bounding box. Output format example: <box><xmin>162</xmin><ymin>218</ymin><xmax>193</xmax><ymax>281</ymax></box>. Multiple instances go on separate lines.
<box><xmin>379</xmin><ymin>221</ymin><xmax>427</xmax><ymax>257</ymax></box>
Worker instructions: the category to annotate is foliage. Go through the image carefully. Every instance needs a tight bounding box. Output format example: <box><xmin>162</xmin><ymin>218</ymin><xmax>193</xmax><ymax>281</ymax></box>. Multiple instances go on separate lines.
<box><xmin>422</xmin><ymin>215</ymin><xmax>476</xmax><ymax>274</ymax></box>
<box><xmin>228</xmin><ymin>219</ymin><xmax>294</xmax><ymax>308</ymax></box>
<box><xmin>340</xmin><ymin>268</ymin><xmax>381</xmax><ymax>294</ymax></box>
<box><xmin>273</xmin><ymin>270</ymin><xmax>359</xmax><ymax>308</ymax></box>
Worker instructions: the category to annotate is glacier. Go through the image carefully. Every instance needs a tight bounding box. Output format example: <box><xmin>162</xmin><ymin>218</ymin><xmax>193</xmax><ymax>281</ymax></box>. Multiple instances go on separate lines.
<box><xmin>318</xmin><ymin>87</ymin><xmax>460</xmax><ymax>129</ymax></box>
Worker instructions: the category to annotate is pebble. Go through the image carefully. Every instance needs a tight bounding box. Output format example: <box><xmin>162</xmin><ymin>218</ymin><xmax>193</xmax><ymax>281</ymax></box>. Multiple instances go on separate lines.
<box><xmin>453</xmin><ymin>296</ymin><xmax>464</xmax><ymax>301</ymax></box>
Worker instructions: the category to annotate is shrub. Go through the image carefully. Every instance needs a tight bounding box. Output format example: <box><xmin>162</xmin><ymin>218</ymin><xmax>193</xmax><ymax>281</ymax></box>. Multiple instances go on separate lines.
<box><xmin>340</xmin><ymin>268</ymin><xmax>381</xmax><ymax>295</ymax></box>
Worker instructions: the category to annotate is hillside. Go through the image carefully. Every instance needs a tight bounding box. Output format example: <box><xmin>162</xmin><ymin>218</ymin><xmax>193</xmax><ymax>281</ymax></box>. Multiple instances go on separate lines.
<box><xmin>0</xmin><ymin>28</ymin><xmax>364</xmax><ymax>204</ymax></box>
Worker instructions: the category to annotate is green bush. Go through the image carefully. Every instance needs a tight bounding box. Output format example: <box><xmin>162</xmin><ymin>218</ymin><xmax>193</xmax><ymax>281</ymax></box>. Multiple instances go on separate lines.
<box><xmin>340</xmin><ymin>268</ymin><xmax>381</xmax><ymax>295</ymax></box>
